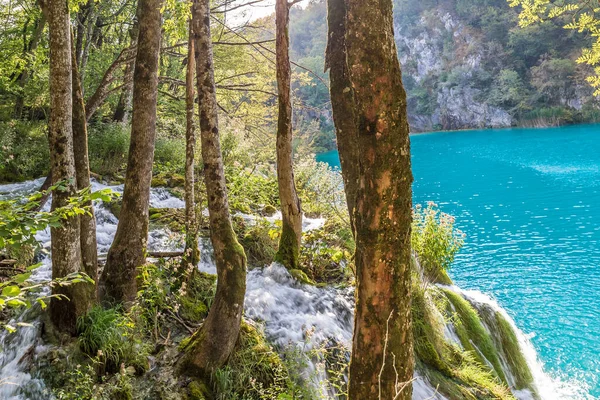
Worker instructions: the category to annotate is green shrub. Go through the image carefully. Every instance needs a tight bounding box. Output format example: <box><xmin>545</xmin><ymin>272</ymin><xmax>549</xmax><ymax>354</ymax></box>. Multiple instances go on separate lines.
<box><xmin>88</xmin><ymin>122</ymin><xmax>130</xmax><ymax>176</ymax></box>
<box><xmin>299</xmin><ymin>218</ymin><xmax>354</xmax><ymax>284</ymax></box>
<box><xmin>412</xmin><ymin>202</ymin><xmax>465</xmax><ymax>284</ymax></box>
<box><xmin>237</xmin><ymin>217</ymin><xmax>278</xmax><ymax>267</ymax></box>
<box><xmin>0</xmin><ymin>120</ymin><xmax>49</xmax><ymax>182</ymax></box>
<box><xmin>211</xmin><ymin>321</ymin><xmax>291</xmax><ymax>400</ymax></box>
<box><xmin>154</xmin><ymin>137</ymin><xmax>186</xmax><ymax>175</ymax></box>
<box><xmin>76</xmin><ymin>306</ymin><xmax>149</xmax><ymax>374</ymax></box>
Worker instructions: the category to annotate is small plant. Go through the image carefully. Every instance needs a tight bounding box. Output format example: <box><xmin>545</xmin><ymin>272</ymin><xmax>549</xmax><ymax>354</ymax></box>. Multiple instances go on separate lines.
<box><xmin>412</xmin><ymin>202</ymin><xmax>465</xmax><ymax>284</ymax></box>
<box><xmin>76</xmin><ymin>306</ymin><xmax>148</xmax><ymax>374</ymax></box>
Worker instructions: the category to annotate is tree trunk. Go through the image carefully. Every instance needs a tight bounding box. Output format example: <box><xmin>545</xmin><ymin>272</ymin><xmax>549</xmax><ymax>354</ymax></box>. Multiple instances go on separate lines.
<box><xmin>75</xmin><ymin>1</ymin><xmax>96</xmax><ymax>87</ymax></box>
<box><xmin>71</xmin><ymin>31</ymin><xmax>99</xmax><ymax>302</ymax></box>
<box><xmin>183</xmin><ymin>20</ymin><xmax>200</xmax><ymax>267</ymax></box>
<box><xmin>100</xmin><ymin>0</ymin><xmax>162</xmax><ymax>305</ymax></box>
<box><xmin>85</xmin><ymin>45</ymin><xmax>136</xmax><ymax>122</ymax></box>
<box><xmin>46</xmin><ymin>0</ymin><xmax>90</xmax><ymax>334</ymax></box>
<box><xmin>113</xmin><ymin>24</ymin><xmax>139</xmax><ymax>124</ymax></box>
<box><xmin>324</xmin><ymin>0</ymin><xmax>359</xmax><ymax>231</ymax></box>
<box><xmin>274</xmin><ymin>0</ymin><xmax>302</xmax><ymax>269</ymax></box>
<box><xmin>182</xmin><ymin>0</ymin><xmax>247</xmax><ymax>376</ymax></box>
<box><xmin>13</xmin><ymin>12</ymin><xmax>46</xmax><ymax>119</ymax></box>
<box><xmin>342</xmin><ymin>0</ymin><xmax>415</xmax><ymax>399</ymax></box>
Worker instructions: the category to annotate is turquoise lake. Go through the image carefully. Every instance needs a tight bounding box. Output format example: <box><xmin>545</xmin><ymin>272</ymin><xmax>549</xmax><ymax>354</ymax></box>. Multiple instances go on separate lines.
<box><xmin>316</xmin><ymin>125</ymin><xmax>600</xmax><ymax>398</ymax></box>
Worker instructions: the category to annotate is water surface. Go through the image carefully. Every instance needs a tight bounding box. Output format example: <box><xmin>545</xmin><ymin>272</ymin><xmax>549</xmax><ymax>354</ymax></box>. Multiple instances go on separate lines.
<box><xmin>317</xmin><ymin>125</ymin><xmax>600</xmax><ymax>397</ymax></box>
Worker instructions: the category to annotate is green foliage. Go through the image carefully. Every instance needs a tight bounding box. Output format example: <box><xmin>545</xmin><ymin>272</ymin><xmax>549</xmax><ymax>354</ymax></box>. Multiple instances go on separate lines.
<box><xmin>299</xmin><ymin>219</ymin><xmax>354</xmax><ymax>284</ymax></box>
<box><xmin>88</xmin><ymin>123</ymin><xmax>130</xmax><ymax>177</ymax></box>
<box><xmin>236</xmin><ymin>217</ymin><xmax>279</xmax><ymax>267</ymax></box>
<box><xmin>54</xmin><ymin>363</ymin><xmax>98</xmax><ymax>400</ymax></box>
<box><xmin>0</xmin><ymin>184</ymin><xmax>112</xmax><ymax>331</ymax></box>
<box><xmin>0</xmin><ymin>121</ymin><xmax>49</xmax><ymax>182</ymax></box>
<box><xmin>295</xmin><ymin>158</ymin><xmax>347</xmax><ymax>219</ymax></box>
<box><xmin>211</xmin><ymin>321</ymin><xmax>292</xmax><ymax>400</ymax></box>
<box><xmin>76</xmin><ymin>306</ymin><xmax>149</xmax><ymax>373</ymax></box>
<box><xmin>509</xmin><ymin>0</ymin><xmax>600</xmax><ymax>94</ymax></box>
<box><xmin>412</xmin><ymin>202</ymin><xmax>465</xmax><ymax>284</ymax></box>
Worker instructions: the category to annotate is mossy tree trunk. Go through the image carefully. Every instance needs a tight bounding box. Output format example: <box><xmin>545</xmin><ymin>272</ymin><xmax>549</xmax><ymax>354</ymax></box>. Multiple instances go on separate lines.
<box><xmin>71</xmin><ymin>31</ymin><xmax>99</xmax><ymax>302</ymax></box>
<box><xmin>184</xmin><ymin>19</ymin><xmax>200</xmax><ymax>267</ymax></box>
<box><xmin>324</xmin><ymin>0</ymin><xmax>358</xmax><ymax>231</ymax></box>
<box><xmin>100</xmin><ymin>0</ymin><xmax>162</xmax><ymax>304</ymax></box>
<box><xmin>183</xmin><ymin>0</ymin><xmax>247</xmax><ymax>376</ymax></box>
<box><xmin>46</xmin><ymin>0</ymin><xmax>91</xmax><ymax>334</ymax></box>
<box><xmin>274</xmin><ymin>0</ymin><xmax>302</xmax><ymax>270</ymax></box>
<box><xmin>334</xmin><ymin>0</ymin><xmax>415</xmax><ymax>398</ymax></box>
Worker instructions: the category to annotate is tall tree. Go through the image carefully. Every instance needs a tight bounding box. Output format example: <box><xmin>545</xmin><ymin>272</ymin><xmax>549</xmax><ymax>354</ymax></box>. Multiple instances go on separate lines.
<box><xmin>182</xmin><ymin>0</ymin><xmax>247</xmax><ymax>375</ymax></box>
<box><xmin>71</xmin><ymin>32</ymin><xmax>99</xmax><ymax>302</ymax></box>
<box><xmin>324</xmin><ymin>0</ymin><xmax>358</xmax><ymax>230</ymax></box>
<box><xmin>45</xmin><ymin>0</ymin><xmax>91</xmax><ymax>333</ymax></box>
<box><xmin>274</xmin><ymin>0</ymin><xmax>302</xmax><ymax>269</ymax></box>
<box><xmin>113</xmin><ymin>23</ymin><xmax>139</xmax><ymax>124</ymax></box>
<box><xmin>100</xmin><ymin>0</ymin><xmax>162</xmax><ymax>304</ymax></box>
<box><xmin>330</xmin><ymin>0</ymin><xmax>415</xmax><ymax>398</ymax></box>
<box><xmin>183</xmin><ymin>18</ymin><xmax>200</xmax><ymax>267</ymax></box>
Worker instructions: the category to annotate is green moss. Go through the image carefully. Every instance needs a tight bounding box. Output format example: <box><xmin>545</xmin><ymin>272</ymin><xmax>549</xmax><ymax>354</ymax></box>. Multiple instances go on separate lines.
<box><xmin>443</xmin><ymin>289</ymin><xmax>508</xmax><ymax>384</ymax></box>
<box><xmin>148</xmin><ymin>207</ymin><xmax>186</xmax><ymax>231</ymax></box>
<box><xmin>262</xmin><ymin>204</ymin><xmax>277</xmax><ymax>216</ymax></box>
<box><xmin>188</xmin><ymin>379</ymin><xmax>212</xmax><ymax>400</ymax></box>
<box><xmin>105</xmin><ymin>198</ymin><xmax>122</xmax><ymax>218</ymax></box>
<box><xmin>179</xmin><ymin>271</ymin><xmax>216</xmax><ymax>323</ymax></box>
<box><xmin>495</xmin><ymin>312</ymin><xmax>535</xmax><ymax>392</ymax></box>
<box><xmin>289</xmin><ymin>269</ymin><xmax>316</xmax><ymax>285</ymax></box>
<box><xmin>151</xmin><ymin>172</ymin><xmax>185</xmax><ymax>188</ymax></box>
<box><xmin>275</xmin><ymin>223</ymin><xmax>300</xmax><ymax>270</ymax></box>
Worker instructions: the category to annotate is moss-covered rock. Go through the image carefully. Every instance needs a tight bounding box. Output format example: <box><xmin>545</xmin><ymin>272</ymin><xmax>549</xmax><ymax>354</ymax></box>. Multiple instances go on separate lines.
<box><xmin>289</xmin><ymin>269</ymin><xmax>316</xmax><ymax>285</ymax></box>
<box><xmin>442</xmin><ymin>289</ymin><xmax>508</xmax><ymax>384</ymax></box>
<box><xmin>152</xmin><ymin>173</ymin><xmax>186</xmax><ymax>188</ymax></box>
<box><xmin>188</xmin><ymin>380</ymin><xmax>212</xmax><ymax>400</ymax></box>
<box><xmin>149</xmin><ymin>207</ymin><xmax>186</xmax><ymax>231</ymax></box>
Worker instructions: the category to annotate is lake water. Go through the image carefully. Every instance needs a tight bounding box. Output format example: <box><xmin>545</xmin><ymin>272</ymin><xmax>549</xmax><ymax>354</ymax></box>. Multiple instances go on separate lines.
<box><xmin>316</xmin><ymin>125</ymin><xmax>600</xmax><ymax>398</ymax></box>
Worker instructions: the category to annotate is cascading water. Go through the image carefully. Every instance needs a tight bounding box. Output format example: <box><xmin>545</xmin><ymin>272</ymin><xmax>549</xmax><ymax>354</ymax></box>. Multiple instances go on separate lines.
<box><xmin>0</xmin><ymin>178</ymin><xmax>588</xmax><ymax>399</ymax></box>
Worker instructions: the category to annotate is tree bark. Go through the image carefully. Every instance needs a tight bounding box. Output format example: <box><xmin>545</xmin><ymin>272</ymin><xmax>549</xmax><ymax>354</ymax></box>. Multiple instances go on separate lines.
<box><xmin>341</xmin><ymin>0</ymin><xmax>415</xmax><ymax>399</ymax></box>
<box><xmin>46</xmin><ymin>0</ymin><xmax>90</xmax><ymax>334</ymax></box>
<box><xmin>274</xmin><ymin>0</ymin><xmax>302</xmax><ymax>269</ymax></box>
<box><xmin>325</xmin><ymin>0</ymin><xmax>359</xmax><ymax>231</ymax></box>
<box><xmin>100</xmin><ymin>0</ymin><xmax>162</xmax><ymax>305</ymax></box>
<box><xmin>183</xmin><ymin>19</ymin><xmax>200</xmax><ymax>267</ymax></box>
<box><xmin>71</xmin><ymin>31</ymin><xmax>99</xmax><ymax>302</ymax></box>
<box><xmin>182</xmin><ymin>0</ymin><xmax>247</xmax><ymax>376</ymax></box>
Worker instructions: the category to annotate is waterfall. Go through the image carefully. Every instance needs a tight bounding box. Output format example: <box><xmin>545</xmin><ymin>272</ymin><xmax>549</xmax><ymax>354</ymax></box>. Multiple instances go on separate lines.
<box><xmin>0</xmin><ymin>178</ymin><xmax>591</xmax><ymax>399</ymax></box>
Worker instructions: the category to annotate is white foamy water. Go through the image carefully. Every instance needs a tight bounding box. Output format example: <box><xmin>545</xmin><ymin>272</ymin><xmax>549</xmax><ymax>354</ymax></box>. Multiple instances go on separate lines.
<box><xmin>0</xmin><ymin>178</ymin><xmax>588</xmax><ymax>399</ymax></box>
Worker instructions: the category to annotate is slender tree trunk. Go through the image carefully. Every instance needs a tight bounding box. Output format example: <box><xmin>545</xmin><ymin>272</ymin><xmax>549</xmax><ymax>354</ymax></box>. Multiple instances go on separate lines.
<box><xmin>113</xmin><ymin>24</ymin><xmax>139</xmax><ymax>124</ymax></box>
<box><xmin>183</xmin><ymin>19</ymin><xmax>200</xmax><ymax>267</ymax></box>
<box><xmin>339</xmin><ymin>0</ymin><xmax>415</xmax><ymax>398</ymax></box>
<box><xmin>325</xmin><ymin>0</ymin><xmax>358</xmax><ymax>230</ymax></box>
<box><xmin>85</xmin><ymin>45</ymin><xmax>136</xmax><ymax>122</ymax></box>
<box><xmin>71</xmin><ymin>31</ymin><xmax>98</xmax><ymax>301</ymax></box>
<box><xmin>182</xmin><ymin>0</ymin><xmax>247</xmax><ymax>376</ymax></box>
<box><xmin>13</xmin><ymin>12</ymin><xmax>46</xmax><ymax>119</ymax></box>
<box><xmin>274</xmin><ymin>0</ymin><xmax>302</xmax><ymax>269</ymax></box>
<box><xmin>46</xmin><ymin>0</ymin><xmax>90</xmax><ymax>334</ymax></box>
<box><xmin>76</xmin><ymin>1</ymin><xmax>96</xmax><ymax>87</ymax></box>
<box><xmin>100</xmin><ymin>0</ymin><xmax>162</xmax><ymax>304</ymax></box>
